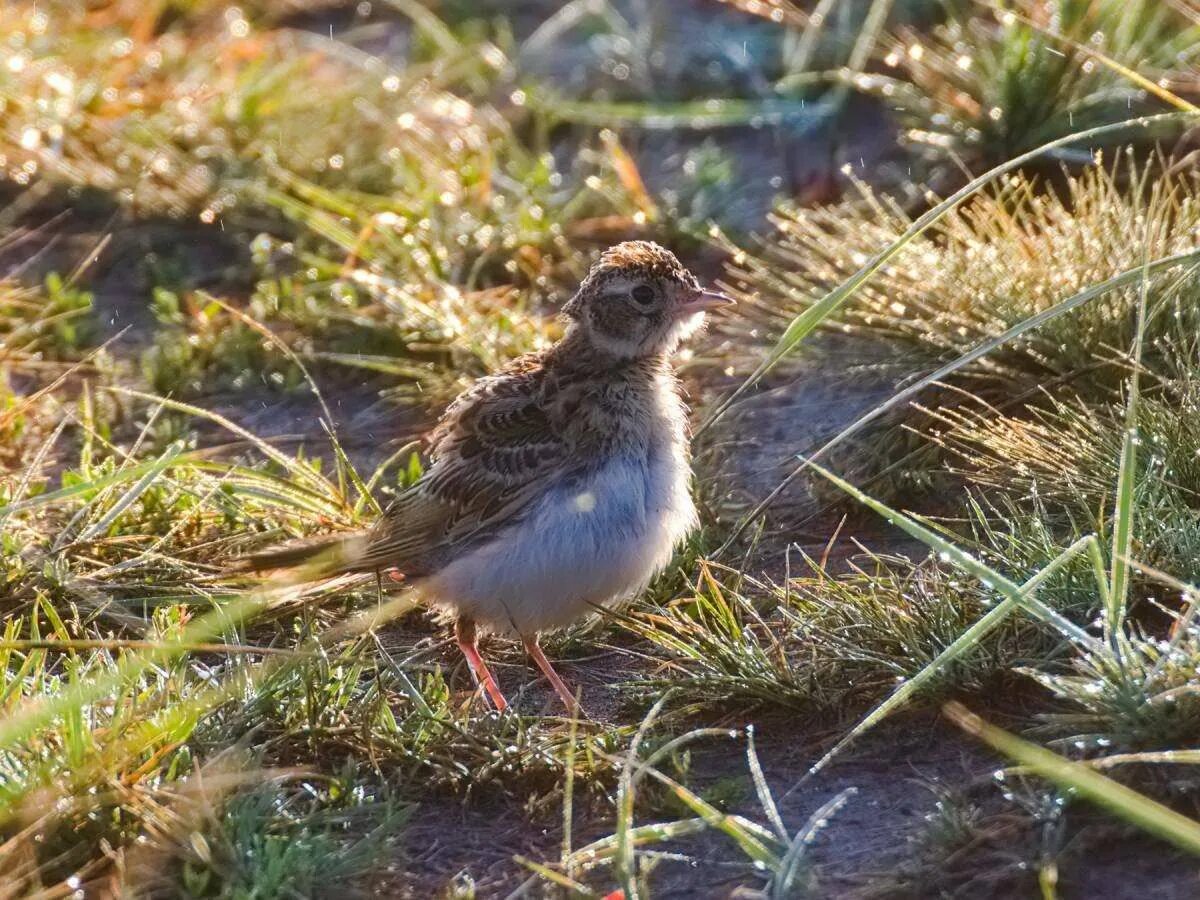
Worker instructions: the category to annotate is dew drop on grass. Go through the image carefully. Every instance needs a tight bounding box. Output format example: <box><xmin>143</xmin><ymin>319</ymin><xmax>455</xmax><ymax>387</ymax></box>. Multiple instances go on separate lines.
<box><xmin>19</xmin><ymin>127</ymin><xmax>41</xmax><ymax>151</ymax></box>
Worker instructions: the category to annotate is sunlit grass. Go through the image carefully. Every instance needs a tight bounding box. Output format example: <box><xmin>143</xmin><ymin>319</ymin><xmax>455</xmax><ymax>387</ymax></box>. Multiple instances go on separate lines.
<box><xmin>864</xmin><ymin>0</ymin><xmax>1200</xmax><ymax>172</ymax></box>
<box><xmin>0</xmin><ymin>393</ymin><xmax>635</xmax><ymax>892</ymax></box>
<box><xmin>1</xmin><ymin>1</ymin><xmax>644</xmax><ymax>402</ymax></box>
<box><xmin>713</xmin><ymin>155</ymin><xmax>1200</xmax><ymax>506</ymax></box>
<box><xmin>622</xmin><ymin>549</ymin><xmax>1061</xmax><ymax>712</ymax></box>
<box><xmin>727</xmin><ymin>159</ymin><xmax>1200</xmax><ymax>396</ymax></box>
<box><xmin>5</xmin><ymin>0</ymin><xmax>1200</xmax><ymax>895</ymax></box>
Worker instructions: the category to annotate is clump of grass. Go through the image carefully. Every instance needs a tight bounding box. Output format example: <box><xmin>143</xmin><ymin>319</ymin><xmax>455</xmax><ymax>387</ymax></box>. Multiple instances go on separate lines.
<box><xmin>934</xmin><ymin>389</ymin><xmax>1200</xmax><ymax>586</ymax></box>
<box><xmin>736</xmin><ymin>235</ymin><xmax>1200</xmax><ymax>869</ymax></box>
<box><xmin>168</xmin><ymin>771</ymin><xmax>409</xmax><ymax>899</ymax></box>
<box><xmin>936</xmin><ymin>380</ymin><xmax>1200</xmax><ymax>755</ymax></box>
<box><xmin>1025</xmin><ymin>621</ymin><xmax>1200</xmax><ymax>754</ymax></box>
<box><xmin>859</xmin><ymin>0</ymin><xmax>1200</xmax><ymax>174</ymax></box>
<box><xmin>716</xmin><ymin>157</ymin><xmax>1200</xmax><ymax>500</ymax></box>
<box><xmin>622</xmin><ymin>545</ymin><xmax>1074</xmax><ymax>713</ymax></box>
<box><xmin>230</xmin><ymin>624</ymin><xmax>630</xmax><ymax>799</ymax></box>
<box><xmin>727</xmin><ymin>159</ymin><xmax>1200</xmax><ymax>397</ymax></box>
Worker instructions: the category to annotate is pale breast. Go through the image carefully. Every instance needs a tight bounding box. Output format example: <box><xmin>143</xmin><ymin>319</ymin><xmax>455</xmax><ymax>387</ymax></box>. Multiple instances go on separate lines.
<box><xmin>417</xmin><ymin>430</ymin><xmax>696</xmax><ymax>635</ymax></box>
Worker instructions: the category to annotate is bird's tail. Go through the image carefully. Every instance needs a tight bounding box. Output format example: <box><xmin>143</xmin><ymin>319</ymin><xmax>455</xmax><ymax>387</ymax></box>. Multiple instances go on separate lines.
<box><xmin>226</xmin><ymin>532</ymin><xmax>372</xmax><ymax>580</ymax></box>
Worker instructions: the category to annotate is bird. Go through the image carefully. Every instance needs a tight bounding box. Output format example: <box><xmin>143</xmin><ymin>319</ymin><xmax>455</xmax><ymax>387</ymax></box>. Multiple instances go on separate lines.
<box><xmin>233</xmin><ymin>241</ymin><xmax>733</xmax><ymax>713</ymax></box>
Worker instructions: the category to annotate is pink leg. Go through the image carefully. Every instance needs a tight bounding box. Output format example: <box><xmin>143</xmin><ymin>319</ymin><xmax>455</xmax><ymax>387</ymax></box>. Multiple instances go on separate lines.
<box><xmin>455</xmin><ymin>618</ymin><xmax>508</xmax><ymax>712</ymax></box>
<box><xmin>523</xmin><ymin>635</ymin><xmax>582</xmax><ymax>715</ymax></box>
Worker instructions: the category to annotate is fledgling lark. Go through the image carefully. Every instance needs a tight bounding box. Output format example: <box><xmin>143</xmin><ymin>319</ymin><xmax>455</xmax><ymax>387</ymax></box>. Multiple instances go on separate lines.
<box><xmin>235</xmin><ymin>241</ymin><xmax>733</xmax><ymax>713</ymax></box>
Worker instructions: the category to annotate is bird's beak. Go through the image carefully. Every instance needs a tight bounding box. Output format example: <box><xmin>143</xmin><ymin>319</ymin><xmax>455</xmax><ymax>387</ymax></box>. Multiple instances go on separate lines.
<box><xmin>677</xmin><ymin>288</ymin><xmax>736</xmax><ymax>317</ymax></box>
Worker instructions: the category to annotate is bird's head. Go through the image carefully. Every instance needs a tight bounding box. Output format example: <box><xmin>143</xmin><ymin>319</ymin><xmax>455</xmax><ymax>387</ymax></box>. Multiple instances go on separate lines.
<box><xmin>561</xmin><ymin>241</ymin><xmax>734</xmax><ymax>360</ymax></box>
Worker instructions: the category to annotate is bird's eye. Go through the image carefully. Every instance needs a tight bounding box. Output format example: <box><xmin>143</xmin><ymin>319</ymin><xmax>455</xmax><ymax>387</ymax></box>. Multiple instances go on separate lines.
<box><xmin>631</xmin><ymin>285</ymin><xmax>655</xmax><ymax>305</ymax></box>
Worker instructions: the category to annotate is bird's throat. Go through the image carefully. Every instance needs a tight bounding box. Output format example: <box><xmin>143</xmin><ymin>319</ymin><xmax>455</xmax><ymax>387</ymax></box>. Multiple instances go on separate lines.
<box><xmin>553</xmin><ymin>325</ymin><xmax>671</xmax><ymax>379</ymax></box>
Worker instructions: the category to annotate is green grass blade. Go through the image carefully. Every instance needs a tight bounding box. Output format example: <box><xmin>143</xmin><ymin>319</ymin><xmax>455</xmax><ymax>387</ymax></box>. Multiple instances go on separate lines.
<box><xmin>359</xmin><ymin>441</ymin><xmax>421</xmax><ymax>518</ymax></box>
<box><xmin>746</xmin><ymin>725</ymin><xmax>788</xmax><ymax>841</ymax></box>
<box><xmin>770</xmin><ymin>787</ymin><xmax>856</xmax><ymax>899</ymax></box>
<box><xmin>946</xmin><ymin>702</ymin><xmax>1200</xmax><ymax>857</ymax></box>
<box><xmin>535</xmin><ymin>96</ymin><xmax>836</xmax><ymax>129</ymax></box>
<box><xmin>845</xmin><ymin>0</ymin><xmax>894</xmax><ymax>73</ymax></box>
<box><xmin>76</xmin><ymin>442</ymin><xmax>185</xmax><ymax>543</ymax></box>
<box><xmin>784</xmin><ymin>0</ymin><xmax>838</xmax><ymax>73</ymax></box>
<box><xmin>511</xmin><ymin>856</ymin><xmax>599</xmax><ymax>897</ymax></box>
<box><xmin>638</xmin><ymin>764</ymin><xmax>782</xmax><ymax>867</ymax></box>
<box><xmin>212</xmin><ymin>297</ymin><xmax>352</xmax><ymax>504</ymax></box>
<box><xmin>320</xmin><ymin>420</ymin><xmax>380</xmax><ymax>517</ymax></box>
<box><xmin>378</xmin><ymin>0</ymin><xmax>464</xmax><ymax>58</ymax></box>
<box><xmin>1108</xmin><ymin>243</ymin><xmax>1156</xmax><ymax>637</ymax></box>
<box><xmin>565</xmin><ymin>818</ymin><xmax>709</xmax><ymax>869</ymax></box>
<box><xmin>615</xmin><ymin>692</ymin><xmax>670</xmax><ymax>899</ymax></box>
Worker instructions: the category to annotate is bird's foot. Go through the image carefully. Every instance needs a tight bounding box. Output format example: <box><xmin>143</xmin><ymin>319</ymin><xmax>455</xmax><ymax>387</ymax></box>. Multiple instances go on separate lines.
<box><xmin>456</xmin><ymin>635</ymin><xmax>508</xmax><ymax>712</ymax></box>
<box><xmin>523</xmin><ymin>635</ymin><xmax>584</xmax><ymax>718</ymax></box>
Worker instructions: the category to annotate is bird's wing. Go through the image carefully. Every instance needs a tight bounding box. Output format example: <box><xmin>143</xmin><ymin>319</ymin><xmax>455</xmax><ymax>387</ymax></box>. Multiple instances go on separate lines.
<box><xmin>358</xmin><ymin>354</ymin><xmax>570</xmax><ymax>573</ymax></box>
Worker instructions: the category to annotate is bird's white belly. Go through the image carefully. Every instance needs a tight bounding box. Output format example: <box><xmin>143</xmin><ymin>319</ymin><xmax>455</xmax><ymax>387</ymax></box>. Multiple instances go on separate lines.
<box><xmin>417</xmin><ymin>450</ymin><xmax>696</xmax><ymax>634</ymax></box>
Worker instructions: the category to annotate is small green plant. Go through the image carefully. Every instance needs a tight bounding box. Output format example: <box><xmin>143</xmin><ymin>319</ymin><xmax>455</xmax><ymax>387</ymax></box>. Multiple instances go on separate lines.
<box><xmin>0</xmin><ymin>271</ymin><xmax>95</xmax><ymax>364</ymax></box>
<box><xmin>140</xmin><ymin>291</ymin><xmax>297</xmax><ymax>397</ymax></box>
<box><xmin>158</xmin><ymin>768</ymin><xmax>408</xmax><ymax>898</ymax></box>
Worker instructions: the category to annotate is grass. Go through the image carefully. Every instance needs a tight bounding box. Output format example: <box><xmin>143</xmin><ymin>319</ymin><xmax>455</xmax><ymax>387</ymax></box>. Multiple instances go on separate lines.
<box><xmin>621</xmin><ymin>549</ymin><xmax>1060</xmax><ymax>713</ymax></box>
<box><xmin>6</xmin><ymin>0</ymin><xmax>1200</xmax><ymax>896</ymax></box>
<box><xmin>715</xmin><ymin>155</ymin><xmax>1200</xmax><ymax>505</ymax></box>
<box><xmin>726</xmin><ymin>158</ymin><xmax>1200</xmax><ymax>396</ymax></box>
<box><xmin>2</xmin><ymin>1</ymin><xmax>647</xmax><ymax>404</ymax></box>
<box><xmin>0</xmin><ymin>3</ymin><xmax>701</xmax><ymax>890</ymax></box>
<box><xmin>130</xmin><ymin>766</ymin><xmax>410</xmax><ymax>897</ymax></box>
<box><xmin>864</xmin><ymin>0</ymin><xmax>1200</xmax><ymax>174</ymax></box>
